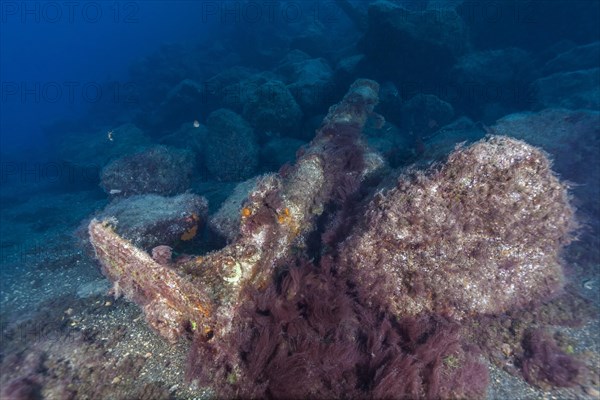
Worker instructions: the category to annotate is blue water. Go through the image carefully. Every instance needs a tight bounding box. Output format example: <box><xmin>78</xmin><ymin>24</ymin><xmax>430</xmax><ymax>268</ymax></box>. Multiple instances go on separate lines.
<box><xmin>1</xmin><ymin>2</ymin><xmax>213</xmax><ymax>153</ymax></box>
<box><xmin>1</xmin><ymin>1</ymin><xmax>599</xmax><ymax>399</ymax></box>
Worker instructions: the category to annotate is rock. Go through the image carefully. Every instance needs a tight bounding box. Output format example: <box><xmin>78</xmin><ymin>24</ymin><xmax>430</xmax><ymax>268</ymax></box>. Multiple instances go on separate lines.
<box><xmin>340</xmin><ymin>136</ymin><xmax>576</xmax><ymax>319</ymax></box>
<box><xmin>453</xmin><ymin>48</ymin><xmax>535</xmax><ymax>86</ymax></box>
<box><xmin>158</xmin><ymin>121</ymin><xmax>208</xmax><ymax>158</ymax></box>
<box><xmin>359</xmin><ymin>0</ymin><xmax>468</xmax><ymax>80</ymax></box>
<box><xmin>242</xmin><ymin>81</ymin><xmax>303</xmax><ymax>138</ymax></box>
<box><xmin>204</xmin><ymin>109</ymin><xmax>259</xmax><ymax>181</ymax></box>
<box><xmin>128</xmin><ymin>42</ymin><xmax>217</xmax><ymax>109</ymax></box>
<box><xmin>155</xmin><ymin>79</ymin><xmax>205</xmax><ymax>131</ymax></box>
<box><xmin>100</xmin><ymin>145</ymin><xmax>195</xmax><ymax>197</ymax></box>
<box><xmin>205</xmin><ymin>66</ymin><xmax>257</xmax><ymax>92</ymax></box>
<box><xmin>275</xmin><ymin>49</ymin><xmax>311</xmax><ymax>68</ymax></box>
<box><xmin>532</xmin><ymin>68</ymin><xmax>600</xmax><ymax>110</ymax></box>
<box><xmin>94</xmin><ymin>193</ymin><xmax>208</xmax><ymax>251</ymax></box>
<box><xmin>363</xmin><ymin>121</ymin><xmax>414</xmax><ymax>168</ymax></box>
<box><xmin>202</xmin><ymin>66</ymin><xmax>259</xmax><ymax>113</ymax></box>
<box><xmin>276</xmin><ymin>55</ymin><xmax>335</xmax><ymax>113</ymax></box>
<box><xmin>401</xmin><ymin>94</ymin><xmax>454</xmax><ymax>136</ymax></box>
<box><xmin>543</xmin><ymin>42</ymin><xmax>600</xmax><ymax>75</ymax></box>
<box><xmin>220</xmin><ymin>72</ymin><xmax>277</xmax><ymax>114</ymax></box>
<box><xmin>208</xmin><ymin>177</ymin><xmax>260</xmax><ymax>243</ymax></box>
<box><xmin>419</xmin><ymin>116</ymin><xmax>486</xmax><ymax>163</ymax></box>
<box><xmin>375</xmin><ymin>81</ymin><xmax>403</xmax><ymax>125</ymax></box>
<box><xmin>451</xmin><ymin>47</ymin><xmax>537</xmax><ymax>119</ymax></box>
<box><xmin>457</xmin><ymin>0</ymin><xmax>600</xmax><ymax>52</ymax></box>
<box><xmin>334</xmin><ymin>54</ymin><xmax>365</xmax><ymax>90</ymax></box>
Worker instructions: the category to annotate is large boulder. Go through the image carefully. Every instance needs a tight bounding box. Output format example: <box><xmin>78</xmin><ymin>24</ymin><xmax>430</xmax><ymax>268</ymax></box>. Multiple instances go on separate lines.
<box><xmin>339</xmin><ymin>136</ymin><xmax>576</xmax><ymax>319</ymax></box>
<box><xmin>276</xmin><ymin>53</ymin><xmax>335</xmax><ymax>113</ymax></box>
<box><xmin>204</xmin><ymin>109</ymin><xmax>259</xmax><ymax>181</ymax></box>
<box><xmin>359</xmin><ymin>0</ymin><xmax>468</xmax><ymax>81</ymax></box>
<box><xmin>100</xmin><ymin>145</ymin><xmax>195</xmax><ymax>197</ymax></box>
<box><xmin>242</xmin><ymin>80</ymin><xmax>303</xmax><ymax>139</ymax></box>
<box><xmin>94</xmin><ymin>193</ymin><xmax>208</xmax><ymax>251</ymax></box>
<box><xmin>401</xmin><ymin>94</ymin><xmax>454</xmax><ymax>136</ymax></box>
<box><xmin>532</xmin><ymin>68</ymin><xmax>600</xmax><ymax>110</ymax></box>
<box><xmin>208</xmin><ymin>177</ymin><xmax>260</xmax><ymax>243</ymax></box>
<box><xmin>542</xmin><ymin>42</ymin><xmax>600</xmax><ymax>75</ymax></box>
<box><xmin>451</xmin><ymin>47</ymin><xmax>536</xmax><ymax>118</ymax></box>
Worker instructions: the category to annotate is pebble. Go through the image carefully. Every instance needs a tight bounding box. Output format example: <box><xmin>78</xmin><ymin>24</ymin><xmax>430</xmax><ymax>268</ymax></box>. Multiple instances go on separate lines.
<box><xmin>584</xmin><ymin>386</ymin><xmax>599</xmax><ymax>397</ymax></box>
<box><xmin>501</xmin><ymin>343</ymin><xmax>512</xmax><ymax>357</ymax></box>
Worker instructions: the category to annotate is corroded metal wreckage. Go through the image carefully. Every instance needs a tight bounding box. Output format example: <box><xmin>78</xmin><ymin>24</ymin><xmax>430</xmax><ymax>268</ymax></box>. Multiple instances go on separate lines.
<box><xmin>88</xmin><ymin>79</ymin><xmax>383</xmax><ymax>343</ymax></box>
<box><xmin>89</xmin><ymin>78</ymin><xmax>576</xmax><ymax>349</ymax></box>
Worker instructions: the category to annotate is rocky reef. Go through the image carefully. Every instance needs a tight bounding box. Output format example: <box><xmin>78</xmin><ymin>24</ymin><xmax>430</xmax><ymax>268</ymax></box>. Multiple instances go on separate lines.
<box><xmin>88</xmin><ymin>80</ymin><xmax>579</xmax><ymax>398</ymax></box>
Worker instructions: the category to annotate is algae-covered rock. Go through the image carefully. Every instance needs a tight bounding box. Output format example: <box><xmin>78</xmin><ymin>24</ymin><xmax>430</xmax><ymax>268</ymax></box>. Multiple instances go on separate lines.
<box><xmin>95</xmin><ymin>193</ymin><xmax>208</xmax><ymax>251</ymax></box>
<box><xmin>204</xmin><ymin>109</ymin><xmax>259</xmax><ymax>181</ymax></box>
<box><xmin>100</xmin><ymin>145</ymin><xmax>195</xmax><ymax>197</ymax></box>
<box><xmin>340</xmin><ymin>136</ymin><xmax>577</xmax><ymax>319</ymax></box>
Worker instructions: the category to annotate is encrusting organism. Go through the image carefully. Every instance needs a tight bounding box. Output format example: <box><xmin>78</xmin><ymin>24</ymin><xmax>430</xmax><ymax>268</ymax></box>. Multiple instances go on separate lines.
<box><xmin>89</xmin><ymin>79</ymin><xmax>382</xmax><ymax>344</ymax></box>
<box><xmin>88</xmin><ymin>79</ymin><xmax>578</xmax><ymax>398</ymax></box>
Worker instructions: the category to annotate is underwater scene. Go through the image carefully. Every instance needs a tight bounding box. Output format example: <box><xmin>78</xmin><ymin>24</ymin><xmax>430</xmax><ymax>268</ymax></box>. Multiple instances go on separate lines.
<box><xmin>1</xmin><ymin>1</ymin><xmax>599</xmax><ymax>399</ymax></box>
